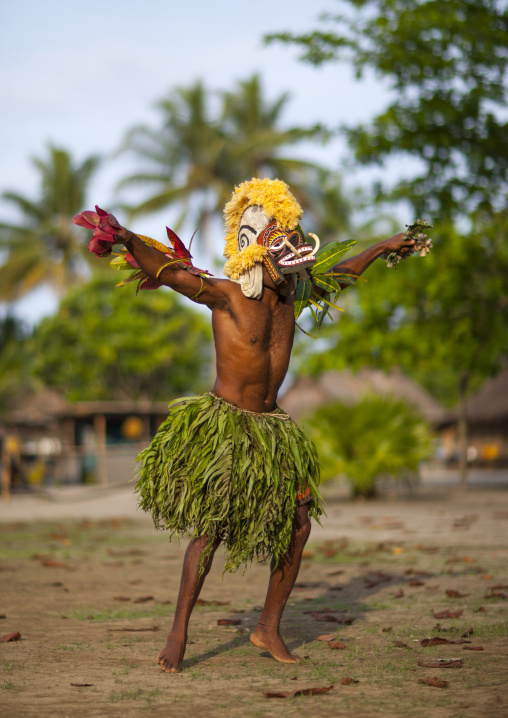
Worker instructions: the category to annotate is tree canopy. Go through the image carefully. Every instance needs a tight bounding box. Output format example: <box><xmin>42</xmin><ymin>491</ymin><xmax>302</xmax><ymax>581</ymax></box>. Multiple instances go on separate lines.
<box><xmin>267</xmin><ymin>0</ymin><xmax>508</xmax><ymax>218</ymax></box>
<box><xmin>31</xmin><ymin>277</ymin><xmax>213</xmax><ymax>402</ymax></box>
<box><xmin>0</xmin><ymin>146</ymin><xmax>100</xmax><ymax>301</ymax></box>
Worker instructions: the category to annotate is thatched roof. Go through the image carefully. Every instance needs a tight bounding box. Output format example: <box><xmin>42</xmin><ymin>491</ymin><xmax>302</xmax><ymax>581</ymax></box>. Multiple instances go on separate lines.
<box><xmin>279</xmin><ymin>368</ymin><xmax>449</xmax><ymax>425</ymax></box>
<box><xmin>465</xmin><ymin>370</ymin><xmax>508</xmax><ymax>423</ymax></box>
<box><xmin>6</xmin><ymin>390</ymin><xmax>170</xmax><ymax>426</ymax></box>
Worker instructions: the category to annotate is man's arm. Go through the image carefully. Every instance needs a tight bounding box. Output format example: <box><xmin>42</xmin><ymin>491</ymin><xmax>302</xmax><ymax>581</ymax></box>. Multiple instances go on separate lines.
<box><xmin>116</xmin><ymin>227</ymin><xmax>229</xmax><ymax>308</ymax></box>
<box><xmin>332</xmin><ymin>233</ymin><xmax>415</xmax><ymax>289</ymax></box>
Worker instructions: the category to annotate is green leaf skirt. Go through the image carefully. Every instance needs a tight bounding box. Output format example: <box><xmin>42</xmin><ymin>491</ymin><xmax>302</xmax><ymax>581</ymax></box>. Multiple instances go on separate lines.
<box><xmin>135</xmin><ymin>393</ymin><xmax>322</xmax><ymax>573</ymax></box>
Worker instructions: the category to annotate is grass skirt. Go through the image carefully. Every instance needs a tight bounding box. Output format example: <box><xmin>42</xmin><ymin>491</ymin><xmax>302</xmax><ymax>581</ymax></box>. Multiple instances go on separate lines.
<box><xmin>135</xmin><ymin>393</ymin><xmax>322</xmax><ymax>573</ymax></box>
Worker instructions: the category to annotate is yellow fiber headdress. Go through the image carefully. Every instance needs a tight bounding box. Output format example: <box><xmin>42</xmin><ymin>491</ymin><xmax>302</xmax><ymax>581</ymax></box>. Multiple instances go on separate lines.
<box><xmin>223</xmin><ymin>178</ymin><xmax>303</xmax><ymax>280</ymax></box>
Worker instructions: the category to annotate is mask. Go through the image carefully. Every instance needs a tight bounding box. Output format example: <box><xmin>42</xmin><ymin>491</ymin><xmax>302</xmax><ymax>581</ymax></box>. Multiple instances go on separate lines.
<box><xmin>257</xmin><ymin>220</ymin><xmax>319</xmax><ymax>286</ymax></box>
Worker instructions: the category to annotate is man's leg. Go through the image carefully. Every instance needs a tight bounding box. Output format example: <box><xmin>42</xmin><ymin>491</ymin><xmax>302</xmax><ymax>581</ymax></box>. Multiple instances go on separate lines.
<box><xmin>157</xmin><ymin>534</ymin><xmax>220</xmax><ymax>673</ymax></box>
<box><xmin>250</xmin><ymin>503</ymin><xmax>311</xmax><ymax>663</ymax></box>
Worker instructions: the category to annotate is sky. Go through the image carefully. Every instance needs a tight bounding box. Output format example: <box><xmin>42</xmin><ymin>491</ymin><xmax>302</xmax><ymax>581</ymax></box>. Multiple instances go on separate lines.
<box><xmin>1</xmin><ymin>0</ymin><xmax>395</xmax><ymax>324</ymax></box>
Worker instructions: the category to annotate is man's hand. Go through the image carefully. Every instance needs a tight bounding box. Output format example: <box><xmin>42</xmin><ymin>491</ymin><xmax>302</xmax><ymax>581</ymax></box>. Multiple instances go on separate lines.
<box><xmin>380</xmin><ymin>233</ymin><xmax>416</xmax><ymax>259</ymax></box>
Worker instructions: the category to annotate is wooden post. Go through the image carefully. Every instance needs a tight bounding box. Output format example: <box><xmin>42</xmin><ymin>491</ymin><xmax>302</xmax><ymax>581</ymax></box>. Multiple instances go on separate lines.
<box><xmin>1</xmin><ymin>438</ymin><xmax>10</xmax><ymax>502</ymax></box>
<box><xmin>94</xmin><ymin>414</ymin><xmax>108</xmax><ymax>485</ymax></box>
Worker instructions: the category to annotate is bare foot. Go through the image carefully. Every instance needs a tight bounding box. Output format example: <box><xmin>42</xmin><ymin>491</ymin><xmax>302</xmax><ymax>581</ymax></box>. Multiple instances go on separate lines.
<box><xmin>250</xmin><ymin>625</ymin><xmax>302</xmax><ymax>664</ymax></box>
<box><xmin>157</xmin><ymin>633</ymin><xmax>187</xmax><ymax>673</ymax></box>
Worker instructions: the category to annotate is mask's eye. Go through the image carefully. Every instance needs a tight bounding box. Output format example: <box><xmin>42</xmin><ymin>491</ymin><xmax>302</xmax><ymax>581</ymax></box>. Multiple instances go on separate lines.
<box><xmin>268</xmin><ymin>239</ymin><xmax>286</xmax><ymax>252</ymax></box>
<box><xmin>238</xmin><ymin>224</ymin><xmax>257</xmax><ymax>251</ymax></box>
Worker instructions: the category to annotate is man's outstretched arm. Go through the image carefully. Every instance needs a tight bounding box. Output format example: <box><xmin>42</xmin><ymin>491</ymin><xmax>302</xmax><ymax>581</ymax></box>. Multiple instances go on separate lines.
<box><xmin>116</xmin><ymin>227</ymin><xmax>229</xmax><ymax>308</ymax></box>
<box><xmin>332</xmin><ymin>233</ymin><xmax>415</xmax><ymax>288</ymax></box>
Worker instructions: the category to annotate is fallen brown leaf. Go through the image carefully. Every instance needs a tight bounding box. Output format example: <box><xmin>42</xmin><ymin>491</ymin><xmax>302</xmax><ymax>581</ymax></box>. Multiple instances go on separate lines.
<box><xmin>71</xmin><ymin>683</ymin><xmax>93</xmax><ymax>687</ymax></box>
<box><xmin>393</xmin><ymin>589</ymin><xmax>405</xmax><ymax>598</ymax></box>
<box><xmin>382</xmin><ymin>626</ymin><xmax>393</xmax><ymax>632</ymax></box>
<box><xmin>433</xmin><ymin>609</ymin><xmax>463</xmax><ymax>619</ymax></box>
<box><xmin>408</xmin><ymin>580</ymin><xmax>425</xmax><ymax>587</ymax></box>
<box><xmin>463</xmin><ymin>646</ymin><xmax>484</xmax><ymax>651</ymax></box>
<box><xmin>328</xmin><ymin>641</ymin><xmax>347</xmax><ymax>650</ymax></box>
<box><xmin>421</xmin><ymin>637</ymin><xmax>451</xmax><ymax>647</ymax></box>
<box><xmin>418</xmin><ymin>659</ymin><xmax>463</xmax><ymax>668</ymax></box>
<box><xmin>217</xmin><ymin>619</ymin><xmax>241</xmax><ymax>626</ymax></box>
<box><xmin>316</xmin><ymin>633</ymin><xmax>336</xmax><ymax>641</ymax></box>
<box><xmin>0</xmin><ymin>632</ymin><xmax>21</xmax><ymax>642</ymax></box>
<box><xmin>113</xmin><ymin>596</ymin><xmax>131</xmax><ymax>601</ymax></box>
<box><xmin>108</xmin><ymin>626</ymin><xmax>160</xmax><ymax>632</ymax></box>
<box><xmin>341</xmin><ymin>677</ymin><xmax>359</xmax><ymax>685</ymax></box>
<box><xmin>491</xmin><ymin>584</ymin><xmax>508</xmax><ymax>589</ymax></box>
<box><xmin>41</xmin><ymin>560</ymin><xmax>70</xmax><ymax>568</ymax></box>
<box><xmin>134</xmin><ymin>596</ymin><xmax>154</xmax><ymax>604</ymax></box>
<box><xmin>446</xmin><ymin>590</ymin><xmax>469</xmax><ymax>598</ymax></box>
<box><xmin>392</xmin><ymin>640</ymin><xmax>410</xmax><ymax>648</ymax></box>
<box><xmin>418</xmin><ymin>677</ymin><xmax>449</xmax><ymax>688</ymax></box>
<box><xmin>264</xmin><ymin>684</ymin><xmax>334</xmax><ymax>698</ymax></box>
<box><xmin>474</xmin><ymin>606</ymin><xmax>486</xmax><ymax>613</ymax></box>
<box><xmin>196</xmin><ymin>599</ymin><xmax>230</xmax><ymax>606</ymax></box>
<box><xmin>485</xmin><ymin>591</ymin><xmax>507</xmax><ymax>599</ymax></box>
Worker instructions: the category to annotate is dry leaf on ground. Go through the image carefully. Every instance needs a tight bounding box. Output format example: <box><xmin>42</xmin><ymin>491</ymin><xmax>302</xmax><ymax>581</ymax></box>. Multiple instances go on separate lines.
<box><xmin>409</xmin><ymin>580</ymin><xmax>425</xmax><ymax>587</ymax></box>
<box><xmin>433</xmin><ymin>609</ymin><xmax>463</xmax><ymax>619</ymax></box>
<box><xmin>464</xmin><ymin>646</ymin><xmax>484</xmax><ymax>651</ymax></box>
<box><xmin>382</xmin><ymin>626</ymin><xmax>393</xmax><ymax>632</ymax></box>
<box><xmin>196</xmin><ymin>599</ymin><xmax>230</xmax><ymax>606</ymax></box>
<box><xmin>393</xmin><ymin>589</ymin><xmax>405</xmax><ymax>598</ymax></box>
<box><xmin>418</xmin><ymin>677</ymin><xmax>449</xmax><ymax>688</ymax></box>
<box><xmin>316</xmin><ymin>633</ymin><xmax>336</xmax><ymax>641</ymax></box>
<box><xmin>328</xmin><ymin>641</ymin><xmax>347</xmax><ymax>650</ymax></box>
<box><xmin>341</xmin><ymin>677</ymin><xmax>359</xmax><ymax>685</ymax></box>
<box><xmin>446</xmin><ymin>590</ymin><xmax>469</xmax><ymax>598</ymax></box>
<box><xmin>217</xmin><ymin>618</ymin><xmax>241</xmax><ymax>626</ymax></box>
<box><xmin>133</xmin><ymin>596</ymin><xmax>154</xmax><ymax>603</ymax></box>
<box><xmin>264</xmin><ymin>684</ymin><xmax>334</xmax><ymax>698</ymax></box>
<box><xmin>0</xmin><ymin>632</ymin><xmax>21</xmax><ymax>642</ymax></box>
<box><xmin>108</xmin><ymin>626</ymin><xmax>159</xmax><ymax>632</ymax></box>
<box><xmin>71</xmin><ymin>683</ymin><xmax>93</xmax><ymax>687</ymax></box>
<box><xmin>113</xmin><ymin>596</ymin><xmax>131</xmax><ymax>601</ymax></box>
<box><xmin>418</xmin><ymin>659</ymin><xmax>463</xmax><ymax>668</ymax></box>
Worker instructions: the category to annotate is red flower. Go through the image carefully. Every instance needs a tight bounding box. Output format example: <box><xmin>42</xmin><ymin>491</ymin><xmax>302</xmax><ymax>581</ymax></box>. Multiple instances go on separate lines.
<box><xmin>73</xmin><ymin>205</ymin><xmax>122</xmax><ymax>257</ymax></box>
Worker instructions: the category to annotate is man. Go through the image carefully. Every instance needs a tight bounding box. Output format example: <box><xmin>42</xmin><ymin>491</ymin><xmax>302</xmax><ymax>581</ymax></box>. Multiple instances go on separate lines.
<box><xmin>77</xmin><ymin>178</ymin><xmax>415</xmax><ymax>672</ymax></box>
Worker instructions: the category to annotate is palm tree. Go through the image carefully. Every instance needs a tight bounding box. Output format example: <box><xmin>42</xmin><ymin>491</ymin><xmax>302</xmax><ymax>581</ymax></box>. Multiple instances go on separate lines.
<box><xmin>0</xmin><ymin>145</ymin><xmax>100</xmax><ymax>301</ymax></box>
<box><xmin>117</xmin><ymin>75</ymin><xmax>336</xmax><ymax>259</ymax></box>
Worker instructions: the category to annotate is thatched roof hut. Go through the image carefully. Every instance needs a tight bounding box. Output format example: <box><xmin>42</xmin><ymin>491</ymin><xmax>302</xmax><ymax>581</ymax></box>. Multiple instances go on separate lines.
<box><xmin>465</xmin><ymin>370</ymin><xmax>508</xmax><ymax>423</ymax></box>
<box><xmin>279</xmin><ymin>368</ymin><xmax>449</xmax><ymax>425</ymax></box>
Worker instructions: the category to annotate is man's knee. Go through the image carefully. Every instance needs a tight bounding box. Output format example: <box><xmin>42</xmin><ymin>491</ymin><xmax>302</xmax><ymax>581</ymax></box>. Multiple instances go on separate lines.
<box><xmin>295</xmin><ymin>511</ymin><xmax>311</xmax><ymax>544</ymax></box>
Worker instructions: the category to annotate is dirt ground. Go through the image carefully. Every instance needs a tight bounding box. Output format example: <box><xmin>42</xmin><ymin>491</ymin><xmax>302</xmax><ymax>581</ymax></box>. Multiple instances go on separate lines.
<box><xmin>1</xmin><ymin>484</ymin><xmax>508</xmax><ymax>718</ymax></box>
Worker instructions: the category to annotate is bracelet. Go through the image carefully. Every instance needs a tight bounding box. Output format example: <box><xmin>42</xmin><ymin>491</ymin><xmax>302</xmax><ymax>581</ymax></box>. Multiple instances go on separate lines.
<box><xmin>190</xmin><ymin>277</ymin><xmax>205</xmax><ymax>300</ymax></box>
<box><xmin>155</xmin><ymin>261</ymin><xmax>175</xmax><ymax>280</ymax></box>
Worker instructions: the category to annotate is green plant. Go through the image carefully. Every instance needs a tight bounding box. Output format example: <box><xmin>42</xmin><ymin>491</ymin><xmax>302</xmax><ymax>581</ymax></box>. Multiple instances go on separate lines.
<box><xmin>306</xmin><ymin>395</ymin><xmax>432</xmax><ymax>496</ymax></box>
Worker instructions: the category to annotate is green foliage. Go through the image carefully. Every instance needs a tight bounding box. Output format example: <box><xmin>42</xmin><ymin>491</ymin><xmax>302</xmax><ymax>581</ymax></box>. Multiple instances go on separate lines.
<box><xmin>30</xmin><ymin>276</ymin><xmax>212</xmax><ymax>401</ymax></box>
<box><xmin>0</xmin><ymin>145</ymin><xmax>100</xmax><ymax>300</ymax></box>
<box><xmin>301</xmin><ymin>214</ymin><xmax>508</xmax><ymax>405</ymax></box>
<box><xmin>267</xmin><ymin>0</ymin><xmax>508</xmax><ymax>217</ymax></box>
<box><xmin>305</xmin><ymin>396</ymin><xmax>432</xmax><ymax>496</ymax></box>
<box><xmin>118</xmin><ymin>75</ymin><xmax>350</xmax><ymax>257</ymax></box>
<box><xmin>0</xmin><ymin>316</ymin><xmax>35</xmax><ymax>411</ymax></box>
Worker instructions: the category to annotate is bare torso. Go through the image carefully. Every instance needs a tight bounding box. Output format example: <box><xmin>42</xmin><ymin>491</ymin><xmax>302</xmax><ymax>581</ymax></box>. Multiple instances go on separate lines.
<box><xmin>211</xmin><ymin>279</ymin><xmax>295</xmax><ymax>412</ymax></box>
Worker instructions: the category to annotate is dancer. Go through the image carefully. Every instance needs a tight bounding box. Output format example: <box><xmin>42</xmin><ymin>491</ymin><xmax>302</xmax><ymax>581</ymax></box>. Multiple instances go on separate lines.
<box><xmin>74</xmin><ymin>178</ymin><xmax>416</xmax><ymax>672</ymax></box>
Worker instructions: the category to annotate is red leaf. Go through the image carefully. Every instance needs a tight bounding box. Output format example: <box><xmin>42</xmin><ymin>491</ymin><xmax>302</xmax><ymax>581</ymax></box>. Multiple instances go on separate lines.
<box><xmin>0</xmin><ymin>632</ymin><xmax>21</xmax><ymax>642</ymax></box>
<box><xmin>264</xmin><ymin>684</ymin><xmax>334</xmax><ymax>698</ymax></box>
<box><xmin>217</xmin><ymin>619</ymin><xmax>241</xmax><ymax>626</ymax></box>
<box><xmin>166</xmin><ymin>227</ymin><xmax>192</xmax><ymax>261</ymax></box>
<box><xmin>433</xmin><ymin>610</ymin><xmax>463</xmax><ymax>619</ymax></box>
<box><xmin>113</xmin><ymin>596</ymin><xmax>131</xmax><ymax>601</ymax></box>
<box><xmin>341</xmin><ymin>677</ymin><xmax>359</xmax><ymax>685</ymax></box>
<box><xmin>418</xmin><ymin>677</ymin><xmax>449</xmax><ymax>688</ymax></box>
<box><xmin>328</xmin><ymin>641</ymin><xmax>347</xmax><ymax>650</ymax></box>
<box><xmin>409</xmin><ymin>580</ymin><xmax>425</xmax><ymax>587</ymax></box>
<box><xmin>463</xmin><ymin>646</ymin><xmax>484</xmax><ymax>651</ymax></box>
<box><xmin>418</xmin><ymin>659</ymin><xmax>463</xmax><ymax>668</ymax></box>
<box><xmin>474</xmin><ymin>606</ymin><xmax>486</xmax><ymax>613</ymax></box>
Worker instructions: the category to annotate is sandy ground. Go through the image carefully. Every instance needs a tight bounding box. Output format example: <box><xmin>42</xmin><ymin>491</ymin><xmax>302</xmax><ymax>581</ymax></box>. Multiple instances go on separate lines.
<box><xmin>1</xmin><ymin>482</ymin><xmax>508</xmax><ymax>717</ymax></box>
